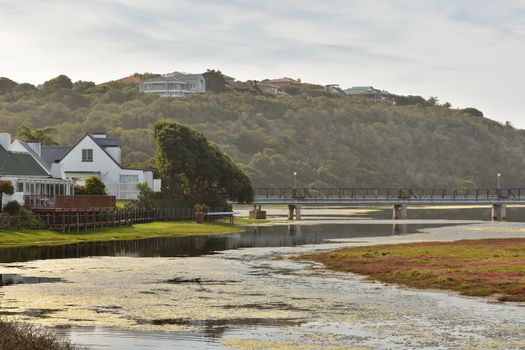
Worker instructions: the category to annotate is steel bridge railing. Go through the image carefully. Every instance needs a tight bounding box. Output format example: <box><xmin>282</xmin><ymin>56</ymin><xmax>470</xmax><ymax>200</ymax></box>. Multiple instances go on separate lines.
<box><xmin>253</xmin><ymin>188</ymin><xmax>524</xmax><ymax>201</ymax></box>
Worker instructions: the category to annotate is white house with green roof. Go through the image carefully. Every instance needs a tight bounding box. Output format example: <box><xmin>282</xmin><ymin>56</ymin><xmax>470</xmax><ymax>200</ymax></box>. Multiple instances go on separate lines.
<box><xmin>0</xmin><ymin>133</ymin><xmax>74</xmax><ymax>208</ymax></box>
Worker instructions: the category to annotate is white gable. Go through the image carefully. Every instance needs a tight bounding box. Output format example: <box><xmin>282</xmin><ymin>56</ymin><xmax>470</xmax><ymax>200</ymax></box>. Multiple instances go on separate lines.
<box><xmin>57</xmin><ymin>135</ymin><xmax>159</xmax><ymax>199</ymax></box>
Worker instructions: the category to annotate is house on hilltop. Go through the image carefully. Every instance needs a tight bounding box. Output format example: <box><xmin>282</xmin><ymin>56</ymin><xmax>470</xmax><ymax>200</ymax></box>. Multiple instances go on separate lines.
<box><xmin>344</xmin><ymin>86</ymin><xmax>395</xmax><ymax>104</ymax></box>
<box><xmin>265</xmin><ymin>77</ymin><xmax>302</xmax><ymax>86</ymax></box>
<box><xmin>139</xmin><ymin>71</ymin><xmax>205</xmax><ymax>97</ymax></box>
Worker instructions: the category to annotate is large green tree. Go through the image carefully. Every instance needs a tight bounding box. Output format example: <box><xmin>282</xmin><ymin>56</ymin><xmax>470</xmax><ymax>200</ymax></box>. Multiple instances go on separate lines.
<box><xmin>202</xmin><ymin>69</ymin><xmax>228</xmax><ymax>93</ymax></box>
<box><xmin>153</xmin><ymin>121</ymin><xmax>253</xmax><ymax>206</ymax></box>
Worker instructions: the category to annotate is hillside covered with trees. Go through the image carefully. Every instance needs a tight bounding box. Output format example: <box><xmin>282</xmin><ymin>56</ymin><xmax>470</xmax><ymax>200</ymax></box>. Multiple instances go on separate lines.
<box><xmin>0</xmin><ymin>74</ymin><xmax>523</xmax><ymax>189</ymax></box>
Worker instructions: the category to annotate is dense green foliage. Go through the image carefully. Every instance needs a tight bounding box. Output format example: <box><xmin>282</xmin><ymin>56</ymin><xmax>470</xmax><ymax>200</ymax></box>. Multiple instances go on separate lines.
<box><xmin>75</xmin><ymin>176</ymin><xmax>107</xmax><ymax>195</ymax></box>
<box><xmin>0</xmin><ymin>74</ymin><xmax>523</xmax><ymax>188</ymax></box>
<box><xmin>202</xmin><ymin>69</ymin><xmax>228</xmax><ymax>93</ymax></box>
<box><xmin>154</xmin><ymin>121</ymin><xmax>253</xmax><ymax>205</ymax></box>
<box><xmin>0</xmin><ymin>181</ymin><xmax>14</xmax><ymax>195</ymax></box>
<box><xmin>2</xmin><ymin>200</ymin><xmax>21</xmax><ymax>215</ymax></box>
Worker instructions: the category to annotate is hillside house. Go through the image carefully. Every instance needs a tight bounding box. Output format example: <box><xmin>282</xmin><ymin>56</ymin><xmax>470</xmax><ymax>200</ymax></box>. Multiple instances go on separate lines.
<box><xmin>139</xmin><ymin>71</ymin><xmax>205</xmax><ymax>97</ymax></box>
<box><xmin>344</xmin><ymin>86</ymin><xmax>395</xmax><ymax>104</ymax></box>
<box><xmin>40</xmin><ymin>133</ymin><xmax>161</xmax><ymax>200</ymax></box>
<box><xmin>266</xmin><ymin>77</ymin><xmax>301</xmax><ymax>86</ymax></box>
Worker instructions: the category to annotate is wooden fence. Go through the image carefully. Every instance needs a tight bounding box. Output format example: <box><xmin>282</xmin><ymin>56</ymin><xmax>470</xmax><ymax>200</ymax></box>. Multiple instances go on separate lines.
<box><xmin>0</xmin><ymin>207</ymin><xmax>224</xmax><ymax>232</ymax></box>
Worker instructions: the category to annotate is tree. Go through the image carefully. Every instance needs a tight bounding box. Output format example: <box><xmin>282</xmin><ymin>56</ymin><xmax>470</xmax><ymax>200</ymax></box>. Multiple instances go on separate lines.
<box><xmin>0</xmin><ymin>77</ymin><xmax>17</xmax><ymax>95</ymax></box>
<box><xmin>202</xmin><ymin>69</ymin><xmax>228</xmax><ymax>93</ymax></box>
<box><xmin>427</xmin><ymin>96</ymin><xmax>439</xmax><ymax>106</ymax></box>
<box><xmin>0</xmin><ymin>181</ymin><xmax>14</xmax><ymax>196</ymax></box>
<box><xmin>42</xmin><ymin>75</ymin><xmax>73</xmax><ymax>91</ymax></box>
<box><xmin>136</xmin><ymin>182</ymin><xmax>154</xmax><ymax>209</ymax></box>
<box><xmin>17</xmin><ymin>125</ymin><xmax>58</xmax><ymax>145</ymax></box>
<box><xmin>460</xmin><ymin>107</ymin><xmax>484</xmax><ymax>117</ymax></box>
<box><xmin>153</xmin><ymin>121</ymin><xmax>253</xmax><ymax>206</ymax></box>
<box><xmin>84</xmin><ymin>176</ymin><xmax>107</xmax><ymax>195</ymax></box>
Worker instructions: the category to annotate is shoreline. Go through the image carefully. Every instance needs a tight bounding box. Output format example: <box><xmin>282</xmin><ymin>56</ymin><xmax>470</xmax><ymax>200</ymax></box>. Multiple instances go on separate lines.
<box><xmin>0</xmin><ymin>221</ymin><xmax>245</xmax><ymax>248</ymax></box>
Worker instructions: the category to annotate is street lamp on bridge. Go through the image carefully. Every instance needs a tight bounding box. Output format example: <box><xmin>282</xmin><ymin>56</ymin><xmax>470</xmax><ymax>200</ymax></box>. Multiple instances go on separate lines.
<box><xmin>497</xmin><ymin>173</ymin><xmax>501</xmax><ymax>190</ymax></box>
<box><xmin>293</xmin><ymin>171</ymin><xmax>297</xmax><ymax>189</ymax></box>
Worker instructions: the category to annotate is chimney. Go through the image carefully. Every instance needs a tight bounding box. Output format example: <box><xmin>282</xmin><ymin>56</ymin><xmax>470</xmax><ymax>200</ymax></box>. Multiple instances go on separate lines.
<box><xmin>0</xmin><ymin>133</ymin><xmax>11</xmax><ymax>151</ymax></box>
<box><xmin>91</xmin><ymin>132</ymin><xmax>106</xmax><ymax>139</ymax></box>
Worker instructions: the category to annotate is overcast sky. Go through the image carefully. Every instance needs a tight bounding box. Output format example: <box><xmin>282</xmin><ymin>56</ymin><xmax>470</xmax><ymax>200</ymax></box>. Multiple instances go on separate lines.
<box><xmin>1</xmin><ymin>0</ymin><xmax>524</xmax><ymax>126</ymax></box>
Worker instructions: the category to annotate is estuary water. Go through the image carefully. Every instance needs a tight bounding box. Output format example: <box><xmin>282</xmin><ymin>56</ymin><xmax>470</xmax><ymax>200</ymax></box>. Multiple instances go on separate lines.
<box><xmin>1</xmin><ymin>207</ymin><xmax>524</xmax><ymax>349</ymax></box>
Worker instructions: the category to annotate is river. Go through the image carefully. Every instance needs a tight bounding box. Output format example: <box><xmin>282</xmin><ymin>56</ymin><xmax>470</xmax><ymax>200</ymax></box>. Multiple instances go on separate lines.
<box><xmin>1</xmin><ymin>207</ymin><xmax>524</xmax><ymax>349</ymax></box>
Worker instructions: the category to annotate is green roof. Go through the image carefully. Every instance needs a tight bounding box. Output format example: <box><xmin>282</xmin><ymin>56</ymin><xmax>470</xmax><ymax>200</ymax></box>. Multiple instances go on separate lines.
<box><xmin>0</xmin><ymin>145</ymin><xmax>49</xmax><ymax>177</ymax></box>
<box><xmin>344</xmin><ymin>86</ymin><xmax>389</xmax><ymax>95</ymax></box>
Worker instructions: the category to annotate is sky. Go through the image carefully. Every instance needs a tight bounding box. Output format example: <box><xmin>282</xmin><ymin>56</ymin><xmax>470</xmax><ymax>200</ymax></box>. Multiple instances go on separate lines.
<box><xmin>1</xmin><ymin>0</ymin><xmax>525</xmax><ymax>126</ymax></box>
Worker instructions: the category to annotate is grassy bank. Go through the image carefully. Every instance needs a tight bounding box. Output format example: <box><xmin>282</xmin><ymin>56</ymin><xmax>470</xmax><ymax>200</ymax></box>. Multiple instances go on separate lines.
<box><xmin>296</xmin><ymin>238</ymin><xmax>525</xmax><ymax>301</ymax></box>
<box><xmin>0</xmin><ymin>221</ymin><xmax>242</xmax><ymax>247</ymax></box>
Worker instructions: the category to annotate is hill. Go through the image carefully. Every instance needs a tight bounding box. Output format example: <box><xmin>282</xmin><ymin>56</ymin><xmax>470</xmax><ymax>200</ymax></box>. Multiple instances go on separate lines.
<box><xmin>0</xmin><ymin>75</ymin><xmax>522</xmax><ymax>188</ymax></box>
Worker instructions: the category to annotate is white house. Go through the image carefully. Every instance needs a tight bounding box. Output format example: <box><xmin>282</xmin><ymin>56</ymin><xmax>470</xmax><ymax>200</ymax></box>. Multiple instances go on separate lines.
<box><xmin>139</xmin><ymin>71</ymin><xmax>206</xmax><ymax>97</ymax></box>
<box><xmin>0</xmin><ymin>133</ymin><xmax>74</xmax><ymax>208</ymax></box>
<box><xmin>42</xmin><ymin>133</ymin><xmax>161</xmax><ymax>200</ymax></box>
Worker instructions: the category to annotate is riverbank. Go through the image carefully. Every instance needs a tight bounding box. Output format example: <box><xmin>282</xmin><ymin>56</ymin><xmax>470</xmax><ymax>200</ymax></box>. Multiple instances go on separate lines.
<box><xmin>0</xmin><ymin>221</ymin><xmax>244</xmax><ymax>248</ymax></box>
<box><xmin>297</xmin><ymin>237</ymin><xmax>525</xmax><ymax>301</ymax></box>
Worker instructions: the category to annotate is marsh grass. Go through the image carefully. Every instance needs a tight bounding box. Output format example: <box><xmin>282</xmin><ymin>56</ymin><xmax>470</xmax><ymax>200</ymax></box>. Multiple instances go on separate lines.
<box><xmin>296</xmin><ymin>238</ymin><xmax>525</xmax><ymax>301</ymax></box>
<box><xmin>0</xmin><ymin>320</ymin><xmax>80</xmax><ymax>350</ymax></box>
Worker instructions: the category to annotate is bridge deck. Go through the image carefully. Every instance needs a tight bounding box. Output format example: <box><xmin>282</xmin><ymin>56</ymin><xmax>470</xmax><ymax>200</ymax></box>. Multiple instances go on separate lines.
<box><xmin>251</xmin><ymin>188</ymin><xmax>525</xmax><ymax>205</ymax></box>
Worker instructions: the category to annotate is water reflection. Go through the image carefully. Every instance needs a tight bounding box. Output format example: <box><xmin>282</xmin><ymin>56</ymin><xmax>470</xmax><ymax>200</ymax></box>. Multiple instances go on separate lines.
<box><xmin>0</xmin><ymin>223</ymin><xmax>444</xmax><ymax>263</ymax></box>
<box><xmin>0</xmin><ymin>273</ymin><xmax>64</xmax><ymax>286</ymax></box>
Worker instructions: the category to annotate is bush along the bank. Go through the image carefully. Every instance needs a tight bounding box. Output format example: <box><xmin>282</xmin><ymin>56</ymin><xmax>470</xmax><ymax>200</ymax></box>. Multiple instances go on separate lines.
<box><xmin>0</xmin><ymin>319</ymin><xmax>79</xmax><ymax>350</ymax></box>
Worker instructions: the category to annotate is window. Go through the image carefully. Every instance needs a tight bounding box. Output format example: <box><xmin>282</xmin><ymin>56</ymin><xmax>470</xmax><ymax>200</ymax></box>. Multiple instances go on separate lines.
<box><xmin>82</xmin><ymin>149</ymin><xmax>93</xmax><ymax>162</ymax></box>
<box><xmin>119</xmin><ymin>175</ymin><xmax>139</xmax><ymax>183</ymax></box>
<box><xmin>17</xmin><ymin>183</ymin><xmax>23</xmax><ymax>192</ymax></box>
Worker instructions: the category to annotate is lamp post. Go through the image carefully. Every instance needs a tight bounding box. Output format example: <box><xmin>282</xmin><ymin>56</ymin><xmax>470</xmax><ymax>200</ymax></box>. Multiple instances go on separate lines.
<box><xmin>497</xmin><ymin>173</ymin><xmax>501</xmax><ymax>190</ymax></box>
<box><xmin>293</xmin><ymin>171</ymin><xmax>297</xmax><ymax>189</ymax></box>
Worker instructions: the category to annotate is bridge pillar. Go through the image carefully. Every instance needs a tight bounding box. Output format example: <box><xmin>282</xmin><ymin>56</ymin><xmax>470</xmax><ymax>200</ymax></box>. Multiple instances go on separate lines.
<box><xmin>249</xmin><ymin>205</ymin><xmax>267</xmax><ymax>220</ymax></box>
<box><xmin>492</xmin><ymin>204</ymin><xmax>506</xmax><ymax>221</ymax></box>
<box><xmin>295</xmin><ymin>205</ymin><xmax>301</xmax><ymax>220</ymax></box>
<box><xmin>288</xmin><ymin>205</ymin><xmax>295</xmax><ymax>220</ymax></box>
<box><xmin>393</xmin><ymin>204</ymin><xmax>407</xmax><ymax>220</ymax></box>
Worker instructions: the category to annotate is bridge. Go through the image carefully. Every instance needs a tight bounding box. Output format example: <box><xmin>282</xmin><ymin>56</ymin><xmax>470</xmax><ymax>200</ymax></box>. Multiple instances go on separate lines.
<box><xmin>249</xmin><ymin>188</ymin><xmax>525</xmax><ymax>221</ymax></box>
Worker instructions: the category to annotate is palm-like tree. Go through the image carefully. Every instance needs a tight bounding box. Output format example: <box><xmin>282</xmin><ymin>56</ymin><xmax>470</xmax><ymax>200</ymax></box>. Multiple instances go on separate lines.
<box><xmin>17</xmin><ymin>125</ymin><xmax>58</xmax><ymax>145</ymax></box>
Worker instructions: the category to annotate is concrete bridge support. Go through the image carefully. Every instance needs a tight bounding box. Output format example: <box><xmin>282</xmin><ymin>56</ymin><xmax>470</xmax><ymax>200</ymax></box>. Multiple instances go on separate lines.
<box><xmin>249</xmin><ymin>205</ymin><xmax>267</xmax><ymax>220</ymax></box>
<box><xmin>492</xmin><ymin>204</ymin><xmax>507</xmax><ymax>221</ymax></box>
<box><xmin>393</xmin><ymin>204</ymin><xmax>408</xmax><ymax>220</ymax></box>
<box><xmin>287</xmin><ymin>205</ymin><xmax>302</xmax><ymax>220</ymax></box>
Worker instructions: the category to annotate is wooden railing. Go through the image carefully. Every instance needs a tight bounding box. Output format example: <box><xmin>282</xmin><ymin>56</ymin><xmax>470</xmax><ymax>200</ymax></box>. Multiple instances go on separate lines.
<box><xmin>0</xmin><ymin>207</ymin><xmax>228</xmax><ymax>232</ymax></box>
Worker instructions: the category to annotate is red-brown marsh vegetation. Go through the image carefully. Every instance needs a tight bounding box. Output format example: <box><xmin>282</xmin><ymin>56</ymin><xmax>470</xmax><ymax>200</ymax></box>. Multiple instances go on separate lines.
<box><xmin>297</xmin><ymin>238</ymin><xmax>525</xmax><ymax>301</ymax></box>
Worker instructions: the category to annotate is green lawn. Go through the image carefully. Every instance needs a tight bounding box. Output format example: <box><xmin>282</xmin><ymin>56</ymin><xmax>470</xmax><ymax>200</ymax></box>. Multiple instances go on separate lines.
<box><xmin>0</xmin><ymin>221</ymin><xmax>242</xmax><ymax>247</ymax></box>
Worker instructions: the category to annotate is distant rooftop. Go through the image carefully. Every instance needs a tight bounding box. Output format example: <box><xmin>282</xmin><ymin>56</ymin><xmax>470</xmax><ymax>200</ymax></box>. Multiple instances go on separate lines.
<box><xmin>266</xmin><ymin>77</ymin><xmax>301</xmax><ymax>84</ymax></box>
<box><xmin>344</xmin><ymin>86</ymin><xmax>391</xmax><ymax>95</ymax></box>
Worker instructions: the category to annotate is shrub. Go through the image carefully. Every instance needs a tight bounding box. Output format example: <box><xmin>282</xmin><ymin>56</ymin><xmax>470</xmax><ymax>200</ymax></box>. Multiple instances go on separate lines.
<box><xmin>0</xmin><ymin>319</ymin><xmax>79</xmax><ymax>350</ymax></box>
<box><xmin>0</xmin><ymin>181</ymin><xmax>14</xmax><ymax>195</ymax></box>
<box><xmin>3</xmin><ymin>201</ymin><xmax>21</xmax><ymax>215</ymax></box>
<box><xmin>84</xmin><ymin>176</ymin><xmax>106</xmax><ymax>195</ymax></box>
<box><xmin>19</xmin><ymin>207</ymin><xmax>39</xmax><ymax>227</ymax></box>
<box><xmin>73</xmin><ymin>184</ymin><xmax>88</xmax><ymax>195</ymax></box>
